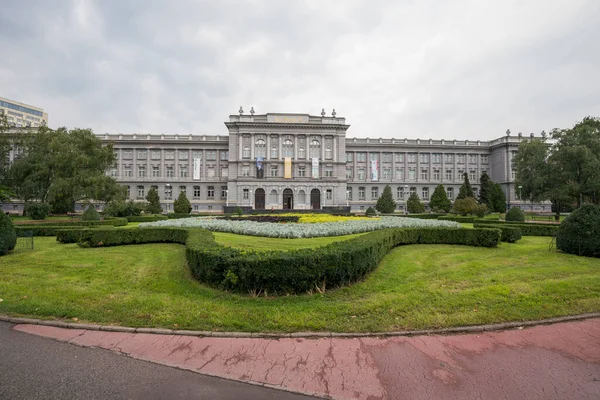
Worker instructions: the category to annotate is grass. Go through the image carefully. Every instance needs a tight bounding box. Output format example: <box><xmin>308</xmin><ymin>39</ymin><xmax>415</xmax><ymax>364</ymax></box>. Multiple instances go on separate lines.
<box><xmin>0</xmin><ymin>235</ymin><xmax>599</xmax><ymax>333</ymax></box>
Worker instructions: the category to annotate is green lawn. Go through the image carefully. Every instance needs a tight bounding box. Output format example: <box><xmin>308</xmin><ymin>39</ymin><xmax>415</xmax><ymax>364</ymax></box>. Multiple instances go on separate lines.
<box><xmin>0</xmin><ymin>235</ymin><xmax>598</xmax><ymax>332</ymax></box>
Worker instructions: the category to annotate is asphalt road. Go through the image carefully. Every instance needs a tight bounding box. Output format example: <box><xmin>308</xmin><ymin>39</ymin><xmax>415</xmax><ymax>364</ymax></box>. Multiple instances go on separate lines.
<box><xmin>0</xmin><ymin>322</ymin><xmax>317</xmax><ymax>400</ymax></box>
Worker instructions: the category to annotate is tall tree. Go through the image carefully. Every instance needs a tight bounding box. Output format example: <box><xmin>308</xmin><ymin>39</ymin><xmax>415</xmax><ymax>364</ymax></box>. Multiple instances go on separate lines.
<box><xmin>145</xmin><ymin>187</ymin><xmax>163</xmax><ymax>214</ymax></box>
<box><xmin>407</xmin><ymin>192</ymin><xmax>425</xmax><ymax>213</ymax></box>
<box><xmin>457</xmin><ymin>172</ymin><xmax>474</xmax><ymax>200</ymax></box>
<box><xmin>489</xmin><ymin>183</ymin><xmax>507</xmax><ymax>213</ymax></box>
<box><xmin>9</xmin><ymin>126</ymin><xmax>122</xmax><ymax>213</ymax></box>
<box><xmin>429</xmin><ymin>184</ymin><xmax>451</xmax><ymax>212</ymax></box>
<box><xmin>478</xmin><ymin>171</ymin><xmax>491</xmax><ymax>207</ymax></box>
<box><xmin>173</xmin><ymin>191</ymin><xmax>192</xmax><ymax>214</ymax></box>
<box><xmin>375</xmin><ymin>184</ymin><xmax>397</xmax><ymax>213</ymax></box>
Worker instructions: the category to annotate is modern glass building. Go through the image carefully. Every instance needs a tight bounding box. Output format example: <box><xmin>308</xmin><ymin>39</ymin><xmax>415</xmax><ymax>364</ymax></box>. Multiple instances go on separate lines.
<box><xmin>0</xmin><ymin>96</ymin><xmax>48</xmax><ymax>128</ymax></box>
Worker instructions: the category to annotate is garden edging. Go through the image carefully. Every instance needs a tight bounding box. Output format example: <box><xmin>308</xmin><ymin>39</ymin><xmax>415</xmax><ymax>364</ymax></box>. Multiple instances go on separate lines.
<box><xmin>2</xmin><ymin>312</ymin><xmax>599</xmax><ymax>338</ymax></box>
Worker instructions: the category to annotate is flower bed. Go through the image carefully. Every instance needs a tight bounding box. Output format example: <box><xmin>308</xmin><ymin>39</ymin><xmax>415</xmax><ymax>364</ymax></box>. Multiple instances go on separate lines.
<box><xmin>139</xmin><ymin>216</ymin><xmax>461</xmax><ymax>238</ymax></box>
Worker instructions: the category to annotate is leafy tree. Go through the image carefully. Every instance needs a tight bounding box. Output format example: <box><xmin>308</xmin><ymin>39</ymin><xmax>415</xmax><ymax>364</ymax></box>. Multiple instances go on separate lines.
<box><xmin>429</xmin><ymin>184</ymin><xmax>451</xmax><ymax>212</ymax></box>
<box><xmin>145</xmin><ymin>187</ymin><xmax>163</xmax><ymax>214</ymax></box>
<box><xmin>452</xmin><ymin>197</ymin><xmax>486</xmax><ymax>216</ymax></box>
<box><xmin>173</xmin><ymin>191</ymin><xmax>192</xmax><ymax>214</ymax></box>
<box><xmin>24</xmin><ymin>203</ymin><xmax>51</xmax><ymax>220</ymax></box>
<box><xmin>489</xmin><ymin>183</ymin><xmax>507</xmax><ymax>213</ymax></box>
<box><xmin>375</xmin><ymin>185</ymin><xmax>397</xmax><ymax>213</ymax></box>
<box><xmin>9</xmin><ymin>126</ymin><xmax>122</xmax><ymax>213</ymax></box>
<box><xmin>457</xmin><ymin>172</ymin><xmax>474</xmax><ymax>200</ymax></box>
<box><xmin>478</xmin><ymin>171</ymin><xmax>491</xmax><ymax>207</ymax></box>
<box><xmin>407</xmin><ymin>192</ymin><xmax>425</xmax><ymax>213</ymax></box>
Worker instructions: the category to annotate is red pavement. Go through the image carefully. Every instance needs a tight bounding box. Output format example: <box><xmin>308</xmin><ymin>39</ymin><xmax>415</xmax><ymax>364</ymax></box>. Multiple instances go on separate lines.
<box><xmin>14</xmin><ymin>319</ymin><xmax>600</xmax><ymax>400</ymax></box>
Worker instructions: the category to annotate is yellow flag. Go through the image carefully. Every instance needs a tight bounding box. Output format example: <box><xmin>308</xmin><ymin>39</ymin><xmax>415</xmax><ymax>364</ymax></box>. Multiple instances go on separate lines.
<box><xmin>284</xmin><ymin>157</ymin><xmax>292</xmax><ymax>179</ymax></box>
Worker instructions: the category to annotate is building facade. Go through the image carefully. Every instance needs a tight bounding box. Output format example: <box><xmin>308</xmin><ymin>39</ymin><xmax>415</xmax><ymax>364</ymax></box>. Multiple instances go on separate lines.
<box><xmin>0</xmin><ymin>96</ymin><xmax>48</xmax><ymax>128</ymax></box>
<box><xmin>94</xmin><ymin>111</ymin><xmax>547</xmax><ymax>214</ymax></box>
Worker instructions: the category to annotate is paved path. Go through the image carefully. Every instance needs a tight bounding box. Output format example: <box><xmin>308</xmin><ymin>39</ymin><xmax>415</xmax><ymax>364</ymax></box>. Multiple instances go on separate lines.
<box><xmin>11</xmin><ymin>319</ymin><xmax>600</xmax><ymax>400</ymax></box>
<box><xmin>0</xmin><ymin>322</ymin><xmax>315</xmax><ymax>400</ymax></box>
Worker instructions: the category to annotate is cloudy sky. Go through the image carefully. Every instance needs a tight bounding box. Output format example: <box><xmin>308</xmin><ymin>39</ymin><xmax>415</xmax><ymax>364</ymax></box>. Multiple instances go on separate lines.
<box><xmin>1</xmin><ymin>0</ymin><xmax>598</xmax><ymax>140</ymax></box>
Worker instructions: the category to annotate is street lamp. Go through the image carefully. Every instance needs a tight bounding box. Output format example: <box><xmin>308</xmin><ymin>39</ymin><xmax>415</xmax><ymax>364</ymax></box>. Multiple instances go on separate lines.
<box><xmin>518</xmin><ymin>185</ymin><xmax>522</xmax><ymax>202</ymax></box>
<box><xmin>225</xmin><ymin>190</ymin><xmax>228</xmax><ymax>207</ymax></box>
<box><xmin>346</xmin><ymin>189</ymin><xmax>350</xmax><ymax>207</ymax></box>
<box><xmin>404</xmin><ymin>185</ymin><xmax>409</xmax><ymax>214</ymax></box>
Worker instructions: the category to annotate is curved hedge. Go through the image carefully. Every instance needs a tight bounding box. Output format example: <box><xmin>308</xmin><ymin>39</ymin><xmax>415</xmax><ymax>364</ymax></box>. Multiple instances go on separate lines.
<box><xmin>58</xmin><ymin>226</ymin><xmax>501</xmax><ymax>295</ymax></box>
<box><xmin>473</xmin><ymin>223</ymin><xmax>522</xmax><ymax>243</ymax></box>
<box><xmin>438</xmin><ymin>216</ymin><xmax>476</xmax><ymax>223</ymax></box>
<box><xmin>13</xmin><ymin>218</ymin><xmax>128</xmax><ymax>228</ymax></box>
<box><xmin>473</xmin><ymin>220</ymin><xmax>558</xmax><ymax>236</ymax></box>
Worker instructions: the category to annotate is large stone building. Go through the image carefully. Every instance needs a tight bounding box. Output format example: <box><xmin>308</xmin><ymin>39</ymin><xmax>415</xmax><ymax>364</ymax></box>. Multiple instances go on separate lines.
<box><xmin>0</xmin><ymin>96</ymin><xmax>48</xmax><ymax>128</ymax></box>
<box><xmin>94</xmin><ymin>110</ymin><xmax>548</xmax><ymax>213</ymax></box>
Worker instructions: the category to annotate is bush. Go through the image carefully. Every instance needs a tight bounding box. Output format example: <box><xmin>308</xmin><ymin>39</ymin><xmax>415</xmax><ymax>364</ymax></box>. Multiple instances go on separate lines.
<box><xmin>0</xmin><ymin>212</ymin><xmax>17</xmax><ymax>255</ymax></box>
<box><xmin>145</xmin><ymin>187</ymin><xmax>163</xmax><ymax>214</ymax></box>
<box><xmin>24</xmin><ymin>203</ymin><xmax>52</xmax><ymax>220</ymax></box>
<box><xmin>126</xmin><ymin>215</ymin><xmax>168</xmax><ymax>223</ymax></box>
<box><xmin>438</xmin><ymin>216</ymin><xmax>476</xmax><ymax>223</ymax></box>
<box><xmin>407</xmin><ymin>192</ymin><xmax>425</xmax><ymax>213</ymax></box>
<box><xmin>556</xmin><ymin>204</ymin><xmax>600</xmax><ymax>257</ymax></box>
<box><xmin>452</xmin><ymin>197</ymin><xmax>485</xmax><ymax>216</ymax></box>
<box><xmin>375</xmin><ymin>185</ymin><xmax>397</xmax><ymax>214</ymax></box>
<box><xmin>506</xmin><ymin>207</ymin><xmax>525</xmax><ymax>222</ymax></box>
<box><xmin>472</xmin><ymin>219</ymin><xmax>559</xmax><ymax>237</ymax></box>
<box><xmin>12</xmin><ymin>218</ymin><xmax>128</xmax><ymax>228</ymax></box>
<box><xmin>234</xmin><ymin>207</ymin><xmax>243</xmax><ymax>216</ymax></box>
<box><xmin>173</xmin><ymin>192</ymin><xmax>192</xmax><ymax>214</ymax></box>
<box><xmin>473</xmin><ymin>223</ymin><xmax>522</xmax><ymax>243</ymax></box>
<box><xmin>15</xmin><ymin>226</ymin><xmax>88</xmax><ymax>237</ymax></box>
<box><xmin>365</xmin><ymin>206</ymin><xmax>376</xmax><ymax>216</ymax></box>
<box><xmin>82</xmin><ymin>205</ymin><xmax>101</xmax><ymax>221</ymax></box>
<box><xmin>103</xmin><ymin>200</ymin><xmax>145</xmax><ymax>217</ymax></box>
<box><xmin>59</xmin><ymin>226</ymin><xmax>500</xmax><ymax>295</ymax></box>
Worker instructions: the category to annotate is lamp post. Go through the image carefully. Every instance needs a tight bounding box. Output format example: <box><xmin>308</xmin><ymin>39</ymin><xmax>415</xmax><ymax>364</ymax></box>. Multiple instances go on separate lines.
<box><xmin>404</xmin><ymin>185</ymin><xmax>409</xmax><ymax>214</ymax></box>
<box><xmin>225</xmin><ymin>190</ymin><xmax>228</xmax><ymax>208</ymax></box>
<box><xmin>518</xmin><ymin>185</ymin><xmax>522</xmax><ymax>202</ymax></box>
<box><xmin>346</xmin><ymin>189</ymin><xmax>350</xmax><ymax>207</ymax></box>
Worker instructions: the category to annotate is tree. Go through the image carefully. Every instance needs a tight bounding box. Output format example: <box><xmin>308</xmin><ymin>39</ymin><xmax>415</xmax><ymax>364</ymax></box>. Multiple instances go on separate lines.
<box><xmin>452</xmin><ymin>197</ymin><xmax>487</xmax><ymax>216</ymax></box>
<box><xmin>457</xmin><ymin>172</ymin><xmax>474</xmax><ymax>200</ymax></box>
<box><xmin>9</xmin><ymin>126</ymin><xmax>122</xmax><ymax>213</ymax></box>
<box><xmin>145</xmin><ymin>187</ymin><xmax>163</xmax><ymax>214</ymax></box>
<box><xmin>407</xmin><ymin>192</ymin><xmax>425</xmax><ymax>213</ymax></box>
<box><xmin>489</xmin><ymin>183</ymin><xmax>507</xmax><ymax>213</ymax></box>
<box><xmin>173</xmin><ymin>191</ymin><xmax>192</xmax><ymax>214</ymax></box>
<box><xmin>375</xmin><ymin>185</ymin><xmax>397</xmax><ymax>213</ymax></box>
<box><xmin>429</xmin><ymin>184</ymin><xmax>451</xmax><ymax>212</ymax></box>
<box><xmin>478</xmin><ymin>171</ymin><xmax>491</xmax><ymax>207</ymax></box>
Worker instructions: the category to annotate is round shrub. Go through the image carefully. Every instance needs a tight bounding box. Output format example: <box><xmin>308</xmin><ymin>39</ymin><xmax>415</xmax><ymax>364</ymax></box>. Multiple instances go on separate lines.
<box><xmin>365</xmin><ymin>206</ymin><xmax>376</xmax><ymax>216</ymax></box>
<box><xmin>24</xmin><ymin>203</ymin><xmax>51</xmax><ymax>220</ymax></box>
<box><xmin>0</xmin><ymin>212</ymin><xmax>17</xmax><ymax>256</ymax></box>
<box><xmin>234</xmin><ymin>207</ymin><xmax>243</xmax><ymax>216</ymax></box>
<box><xmin>505</xmin><ymin>207</ymin><xmax>525</xmax><ymax>222</ymax></box>
<box><xmin>82</xmin><ymin>205</ymin><xmax>101</xmax><ymax>221</ymax></box>
<box><xmin>556</xmin><ymin>204</ymin><xmax>600</xmax><ymax>257</ymax></box>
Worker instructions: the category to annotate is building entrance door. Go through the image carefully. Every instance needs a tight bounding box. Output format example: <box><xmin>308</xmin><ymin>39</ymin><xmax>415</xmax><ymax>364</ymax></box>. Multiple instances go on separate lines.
<box><xmin>310</xmin><ymin>189</ymin><xmax>321</xmax><ymax>210</ymax></box>
<box><xmin>283</xmin><ymin>188</ymin><xmax>293</xmax><ymax>210</ymax></box>
<box><xmin>254</xmin><ymin>188</ymin><xmax>265</xmax><ymax>210</ymax></box>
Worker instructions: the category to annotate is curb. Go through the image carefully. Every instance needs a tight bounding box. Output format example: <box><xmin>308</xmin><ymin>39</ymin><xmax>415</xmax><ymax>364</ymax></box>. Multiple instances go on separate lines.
<box><xmin>1</xmin><ymin>312</ymin><xmax>599</xmax><ymax>338</ymax></box>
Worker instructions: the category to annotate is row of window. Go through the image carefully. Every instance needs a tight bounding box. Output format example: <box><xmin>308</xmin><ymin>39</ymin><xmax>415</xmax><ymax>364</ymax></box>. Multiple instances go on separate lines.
<box><xmin>239</xmin><ymin>164</ymin><xmax>334</xmax><ymax>178</ymax></box>
<box><xmin>346</xmin><ymin>168</ymin><xmax>487</xmax><ymax>181</ymax></box>
<box><xmin>127</xmin><ymin>185</ymin><xmax>228</xmax><ymax>200</ymax></box>
<box><xmin>111</xmin><ymin>165</ymin><xmax>228</xmax><ymax>179</ymax></box>
<box><xmin>239</xmin><ymin>188</ymin><xmax>335</xmax><ymax>201</ymax></box>
<box><xmin>346</xmin><ymin>152</ymin><xmax>489</xmax><ymax>164</ymax></box>
<box><xmin>0</xmin><ymin>100</ymin><xmax>44</xmax><ymax>117</ymax></box>
<box><xmin>242</xmin><ymin>139</ymin><xmax>332</xmax><ymax>160</ymax></box>
<box><xmin>346</xmin><ymin>186</ymin><xmax>476</xmax><ymax>201</ymax></box>
<box><xmin>116</xmin><ymin>149</ymin><xmax>228</xmax><ymax>161</ymax></box>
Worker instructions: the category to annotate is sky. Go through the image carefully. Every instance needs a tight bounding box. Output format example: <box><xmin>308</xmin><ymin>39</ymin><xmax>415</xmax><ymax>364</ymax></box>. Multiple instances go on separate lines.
<box><xmin>1</xmin><ymin>0</ymin><xmax>599</xmax><ymax>140</ymax></box>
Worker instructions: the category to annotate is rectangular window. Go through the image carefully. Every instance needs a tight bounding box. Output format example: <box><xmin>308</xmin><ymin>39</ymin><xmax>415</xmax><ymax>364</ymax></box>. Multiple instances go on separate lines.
<box><xmin>371</xmin><ymin>186</ymin><xmax>379</xmax><ymax>200</ymax></box>
<box><xmin>382</xmin><ymin>153</ymin><xmax>392</xmax><ymax>163</ymax></box>
<box><xmin>357</xmin><ymin>168</ymin><xmax>365</xmax><ymax>181</ymax></box>
<box><xmin>123</xmin><ymin>165</ymin><xmax>132</xmax><ymax>177</ymax></box>
<box><xmin>421</xmin><ymin>169</ymin><xmax>428</xmax><ymax>180</ymax></box>
<box><xmin>166</xmin><ymin>166</ymin><xmax>174</xmax><ymax>178</ymax></box>
<box><xmin>358</xmin><ymin>187</ymin><xmax>366</xmax><ymax>200</ymax></box>
<box><xmin>395</xmin><ymin>153</ymin><xmax>404</xmax><ymax>163</ymax></box>
<box><xmin>420</xmin><ymin>153</ymin><xmax>429</xmax><ymax>163</ymax></box>
<box><xmin>407</xmin><ymin>153</ymin><xmax>417</xmax><ymax>163</ymax></box>
<box><xmin>220</xmin><ymin>151</ymin><xmax>228</xmax><ymax>161</ymax></box>
<box><xmin>356</xmin><ymin>152</ymin><xmax>366</xmax><ymax>162</ymax></box>
<box><xmin>370</xmin><ymin>153</ymin><xmax>379</xmax><ymax>162</ymax></box>
<box><xmin>458</xmin><ymin>169</ymin><xmax>465</xmax><ymax>180</ymax></box>
<box><xmin>110</xmin><ymin>165</ymin><xmax>118</xmax><ymax>177</ymax></box>
<box><xmin>178</xmin><ymin>150</ymin><xmax>188</xmax><ymax>160</ymax></box>
<box><xmin>243</xmin><ymin>189</ymin><xmax>249</xmax><ymax>199</ymax></box>
<box><xmin>221</xmin><ymin>186</ymin><xmax>227</xmax><ymax>199</ymax></box>
<box><xmin>207</xmin><ymin>186</ymin><xmax>214</xmax><ymax>199</ymax></box>
<box><xmin>179</xmin><ymin>185</ymin><xmax>186</xmax><ymax>195</ymax></box>
<box><xmin>193</xmin><ymin>186</ymin><xmax>201</xmax><ymax>198</ymax></box>
<box><xmin>137</xmin><ymin>150</ymin><xmax>147</xmax><ymax>159</ymax></box>
<box><xmin>206</xmin><ymin>150</ymin><xmax>217</xmax><ymax>161</ymax></box>
<box><xmin>325</xmin><ymin>147</ymin><xmax>332</xmax><ymax>160</ymax></box>
<box><xmin>469</xmin><ymin>154</ymin><xmax>478</xmax><ymax>164</ymax></box>
<box><xmin>346</xmin><ymin>152</ymin><xmax>353</xmax><ymax>162</ymax></box>
<box><xmin>137</xmin><ymin>185</ymin><xmax>145</xmax><ymax>199</ymax></box>
<box><xmin>346</xmin><ymin>168</ymin><xmax>353</xmax><ymax>180</ymax></box>
<box><xmin>457</xmin><ymin>154</ymin><xmax>466</xmax><ymax>164</ymax></box>
<box><xmin>242</xmin><ymin>166</ymin><xmax>250</xmax><ymax>177</ymax></box>
<box><xmin>395</xmin><ymin>168</ymin><xmax>404</xmax><ymax>180</ymax></box>
<box><xmin>151</xmin><ymin>150</ymin><xmax>161</xmax><ymax>160</ymax></box>
<box><xmin>137</xmin><ymin>165</ymin><xmax>146</xmax><ymax>178</ymax></box>
<box><xmin>383</xmin><ymin>168</ymin><xmax>391</xmax><ymax>180</ymax></box>
<box><xmin>447</xmin><ymin>187</ymin><xmax>454</xmax><ymax>200</ymax></box>
<box><xmin>270</xmin><ymin>165</ymin><xmax>278</xmax><ymax>177</ymax></box>
<box><xmin>444</xmin><ymin>154</ymin><xmax>454</xmax><ymax>163</ymax></box>
<box><xmin>410</xmin><ymin>187</ymin><xmax>416</xmax><ymax>195</ymax></box>
<box><xmin>432</xmin><ymin>154</ymin><xmax>441</xmax><ymax>164</ymax></box>
<box><xmin>126</xmin><ymin>185</ymin><xmax>131</xmax><ymax>198</ymax></box>
<box><xmin>481</xmin><ymin>155</ymin><xmax>489</xmax><ymax>164</ymax></box>
<box><xmin>165</xmin><ymin>150</ymin><xmax>175</xmax><ymax>160</ymax></box>
<box><xmin>152</xmin><ymin>166</ymin><xmax>160</xmax><ymax>177</ymax></box>
<box><xmin>422</xmin><ymin>187</ymin><xmax>429</xmax><ymax>200</ymax></box>
<box><xmin>271</xmin><ymin>146</ymin><xmax>278</xmax><ymax>159</ymax></box>
<box><xmin>298</xmin><ymin>166</ymin><xmax>306</xmax><ymax>177</ymax></box>
<box><xmin>325</xmin><ymin>166</ymin><xmax>333</xmax><ymax>177</ymax></box>
<box><xmin>221</xmin><ymin>167</ymin><xmax>228</xmax><ymax>178</ymax></box>
<box><xmin>433</xmin><ymin>169</ymin><xmax>440</xmax><ymax>180</ymax></box>
<box><xmin>242</xmin><ymin>146</ymin><xmax>250</xmax><ymax>159</ymax></box>
<box><xmin>206</xmin><ymin>168</ymin><xmax>215</xmax><ymax>178</ymax></box>
<box><xmin>123</xmin><ymin>150</ymin><xmax>133</xmax><ymax>159</ymax></box>
<box><xmin>180</xmin><ymin>165</ymin><xmax>188</xmax><ymax>178</ymax></box>
<box><xmin>298</xmin><ymin>146</ymin><xmax>306</xmax><ymax>159</ymax></box>
<box><xmin>408</xmin><ymin>168</ymin><xmax>416</xmax><ymax>180</ymax></box>
<box><xmin>469</xmin><ymin>169</ymin><xmax>477</xmax><ymax>181</ymax></box>
<box><xmin>445</xmin><ymin>169</ymin><xmax>453</xmax><ymax>181</ymax></box>
<box><xmin>347</xmin><ymin>187</ymin><xmax>352</xmax><ymax>201</ymax></box>
<box><xmin>512</xmin><ymin>169</ymin><xmax>517</xmax><ymax>180</ymax></box>
<box><xmin>192</xmin><ymin>150</ymin><xmax>202</xmax><ymax>161</ymax></box>
<box><xmin>397</xmin><ymin>186</ymin><xmax>405</xmax><ymax>199</ymax></box>
<box><xmin>326</xmin><ymin>189</ymin><xmax>332</xmax><ymax>200</ymax></box>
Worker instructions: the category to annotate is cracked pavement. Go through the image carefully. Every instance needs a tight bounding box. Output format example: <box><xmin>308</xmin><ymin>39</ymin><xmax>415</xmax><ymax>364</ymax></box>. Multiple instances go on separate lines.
<box><xmin>12</xmin><ymin>318</ymin><xmax>600</xmax><ymax>399</ymax></box>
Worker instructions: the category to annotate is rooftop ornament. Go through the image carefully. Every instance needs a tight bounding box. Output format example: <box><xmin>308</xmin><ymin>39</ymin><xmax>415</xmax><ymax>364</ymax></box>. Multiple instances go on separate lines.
<box><xmin>506</xmin><ymin>129</ymin><xmax>511</xmax><ymax>136</ymax></box>
<box><xmin>238</xmin><ymin>106</ymin><xmax>244</xmax><ymax>115</ymax></box>
<box><xmin>332</xmin><ymin>109</ymin><xmax>336</xmax><ymax>117</ymax></box>
<box><xmin>250</xmin><ymin>106</ymin><xmax>255</xmax><ymax>116</ymax></box>
<box><xmin>321</xmin><ymin>108</ymin><xmax>326</xmax><ymax>117</ymax></box>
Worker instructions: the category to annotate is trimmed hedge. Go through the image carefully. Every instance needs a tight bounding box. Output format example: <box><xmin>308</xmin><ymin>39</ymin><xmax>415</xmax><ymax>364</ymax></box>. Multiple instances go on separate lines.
<box><xmin>473</xmin><ymin>223</ymin><xmax>522</xmax><ymax>243</ymax></box>
<box><xmin>472</xmin><ymin>219</ymin><xmax>559</xmax><ymax>236</ymax></box>
<box><xmin>58</xmin><ymin>226</ymin><xmax>500</xmax><ymax>295</ymax></box>
<box><xmin>438</xmin><ymin>216</ymin><xmax>476</xmax><ymax>223</ymax></box>
<box><xmin>167</xmin><ymin>213</ymin><xmax>198</xmax><ymax>219</ymax></box>
<box><xmin>13</xmin><ymin>218</ymin><xmax>128</xmax><ymax>228</ymax></box>
<box><xmin>506</xmin><ymin>207</ymin><xmax>526</xmax><ymax>222</ymax></box>
<box><xmin>126</xmin><ymin>215</ymin><xmax>168</xmax><ymax>223</ymax></box>
<box><xmin>16</xmin><ymin>226</ymin><xmax>85</xmax><ymax>237</ymax></box>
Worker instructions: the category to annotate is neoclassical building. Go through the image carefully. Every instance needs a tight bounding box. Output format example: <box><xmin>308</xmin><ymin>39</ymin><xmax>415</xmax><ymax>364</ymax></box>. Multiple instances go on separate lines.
<box><xmin>2</xmin><ymin>110</ymin><xmax>549</xmax><ymax>214</ymax></box>
<box><xmin>94</xmin><ymin>110</ymin><xmax>547</xmax><ymax>213</ymax></box>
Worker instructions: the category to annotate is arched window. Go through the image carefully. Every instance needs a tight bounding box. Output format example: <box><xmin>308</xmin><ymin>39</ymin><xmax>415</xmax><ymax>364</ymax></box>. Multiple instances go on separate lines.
<box><xmin>297</xmin><ymin>190</ymin><xmax>306</xmax><ymax>204</ymax></box>
<box><xmin>309</xmin><ymin>140</ymin><xmax>320</xmax><ymax>159</ymax></box>
<box><xmin>255</xmin><ymin>139</ymin><xmax>266</xmax><ymax>158</ymax></box>
<box><xmin>271</xmin><ymin>145</ymin><xmax>278</xmax><ymax>159</ymax></box>
<box><xmin>298</xmin><ymin>146</ymin><xmax>306</xmax><ymax>159</ymax></box>
<box><xmin>325</xmin><ymin>146</ymin><xmax>332</xmax><ymax>159</ymax></box>
<box><xmin>269</xmin><ymin>189</ymin><xmax>278</xmax><ymax>204</ymax></box>
<box><xmin>283</xmin><ymin>139</ymin><xmax>294</xmax><ymax>158</ymax></box>
<box><xmin>242</xmin><ymin>145</ymin><xmax>250</xmax><ymax>159</ymax></box>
